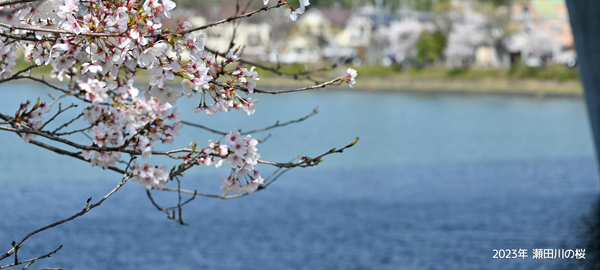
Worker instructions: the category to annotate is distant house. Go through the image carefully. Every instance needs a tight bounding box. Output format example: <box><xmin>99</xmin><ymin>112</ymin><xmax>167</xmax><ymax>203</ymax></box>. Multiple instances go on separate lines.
<box><xmin>268</xmin><ymin>33</ymin><xmax>321</xmax><ymax>63</ymax></box>
<box><xmin>182</xmin><ymin>7</ymin><xmax>272</xmax><ymax>61</ymax></box>
<box><xmin>506</xmin><ymin>0</ymin><xmax>574</xmax><ymax>65</ymax></box>
<box><xmin>272</xmin><ymin>7</ymin><xmax>354</xmax><ymax>63</ymax></box>
<box><xmin>202</xmin><ymin>22</ymin><xmax>271</xmax><ymax>60</ymax></box>
<box><xmin>334</xmin><ymin>10</ymin><xmax>373</xmax><ymax>63</ymax></box>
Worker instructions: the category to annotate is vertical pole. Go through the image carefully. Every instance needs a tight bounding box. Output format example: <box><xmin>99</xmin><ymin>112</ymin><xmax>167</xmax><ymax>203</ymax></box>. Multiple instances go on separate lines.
<box><xmin>566</xmin><ymin>0</ymin><xmax>600</xmax><ymax>172</ymax></box>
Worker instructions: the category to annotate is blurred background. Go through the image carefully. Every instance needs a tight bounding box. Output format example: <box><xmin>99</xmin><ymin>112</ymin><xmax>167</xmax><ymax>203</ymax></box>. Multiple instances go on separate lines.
<box><xmin>166</xmin><ymin>0</ymin><xmax>580</xmax><ymax>95</ymax></box>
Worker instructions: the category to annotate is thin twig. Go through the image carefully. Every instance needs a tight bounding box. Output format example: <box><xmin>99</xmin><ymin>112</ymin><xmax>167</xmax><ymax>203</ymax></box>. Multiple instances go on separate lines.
<box><xmin>179</xmin><ymin>121</ymin><xmax>227</xmax><ymax>136</ymax></box>
<box><xmin>51</xmin><ymin>113</ymin><xmax>84</xmax><ymax>134</ymax></box>
<box><xmin>241</xmin><ymin>107</ymin><xmax>318</xmax><ymax>134</ymax></box>
<box><xmin>0</xmin><ymin>245</ymin><xmax>61</xmax><ymax>270</ymax></box>
<box><xmin>39</xmin><ymin>104</ymin><xmax>78</xmax><ymax>131</ymax></box>
<box><xmin>0</xmin><ymin>65</ymin><xmax>38</xmax><ymax>84</ymax></box>
<box><xmin>0</xmin><ymin>0</ymin><xmax>40</xmax><ymax>7</ymax></box>
<box><xmin>181</xmin><ymin>107</ymin><xmax>318</xmax><ymax>136</ymax></box>
<box><xmin>204</xmin><ymin>47</ymin><xmax>349</xmax><ymax>83</ymax></box>
<box><xmin>259</xmin><ymin>137</ymin><xmax>360</xmax><ymax>168</ymax></box>
<box><xmin>178</xmin><ymin>3</ymin><xmax>286</xmax><ymax>34</ymax></box>
<box><xmin>213</xmin><ymin>77</ymin><xmax>344</xmax><ymax>95</ymax></box>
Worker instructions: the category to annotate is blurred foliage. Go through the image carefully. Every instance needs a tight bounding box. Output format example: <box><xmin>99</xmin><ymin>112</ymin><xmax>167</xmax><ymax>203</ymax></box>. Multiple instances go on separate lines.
<box><xmin>415</xmin><ymin>30</ymin><xmax>447</xmax><ymax>63</ymax></box>
<box><xmin>508</xmin><ymin>62</ymin><xmax>580</xmax><ymax>81</ymax></box>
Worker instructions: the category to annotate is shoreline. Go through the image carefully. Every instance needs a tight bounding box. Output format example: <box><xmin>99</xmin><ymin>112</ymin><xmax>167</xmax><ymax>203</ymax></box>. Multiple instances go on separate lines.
<box><xmin>258</xmin><ymin>76</ymin><xmax>584</xmax><ymax>98</ymax></box>
<box><xmin>5</xmin><ymin>72</ymin><xmax>584</xmax><ymax>99</ymax></box>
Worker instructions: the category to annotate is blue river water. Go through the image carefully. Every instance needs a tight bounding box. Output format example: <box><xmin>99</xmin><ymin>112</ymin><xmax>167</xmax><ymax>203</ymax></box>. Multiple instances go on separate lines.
<box><xmin>0</xmin><ymin>82</ymin><xmax>599</xmax><ymax>269</ymax></box>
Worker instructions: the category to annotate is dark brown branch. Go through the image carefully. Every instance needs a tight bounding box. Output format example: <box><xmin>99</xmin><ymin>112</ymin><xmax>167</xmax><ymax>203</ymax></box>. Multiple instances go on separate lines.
<box><xmin>0</xmin><ymin>64</ymin><xmax>38</xmax><ymax>84</ymax></box>
<box><xmin>0</xmin><ymin>21</ymin><xmax>129</xmax><ymax>38</ymax></box>
<box><xmin>0</xmin><ymin>31</ymin><xmax>51</xmax><ymax>42</ymax></box>
<box><xmin>8</xmin><ymin>75</ymin><xmax>76</xmax><ymax>98</ymax></box>
<box><xmin>27</xmin><ymin>138</ymin><xmax>126</xmax><ymax>174</ymax></box>
<box><xmin>0</xmin><ymin>245</ymin><xmax>61</xmax><ymax>270</ymax></box>
<box><xmin>145</xmin><ymin>187</ymin><xmax>198</xmax><ymax>225</ymax></box>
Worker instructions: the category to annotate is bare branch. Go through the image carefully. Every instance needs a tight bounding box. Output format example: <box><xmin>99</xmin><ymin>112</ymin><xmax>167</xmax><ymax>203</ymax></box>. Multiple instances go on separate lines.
<box><xmin>0</xmin><ymin>31</ymin><xmax>50</xmax><ymax>42</ymax></box>
<box><xmin>52</xmin><ymin>124</ymin><xmax>91</xmax><ymax>136</ymax></box>
<box><xmin>178</xmin><ymin>121</ymin><xmax>227</xmax><ymax>136</ymax></box>
<box><xmin>0</xmin><ymin>65</ymin><xmax>38</xmax><ymax>84</ymax></box>
<box><xmin>39</xmin><ymin>103</ymin><xmax>78</xmax><ymax>131</ymax></box>
<box><xmin>145</xmin><ymin>186</ymin><xmax>198</xmax><ymax>225</ymax></box>
<box><xmin>0</xmin><ymin>245</ymin><xmax>61</xmax><ymax>270</ymax></box>
<box><xmin>180</xmin><ymin>107</ymin><xmax>318</xmax><ymax>139</ymax></box>
<box><xmin>159</xmin><ymin>187</ymin><xmax>249</xmax><ymax>199</ymax></box>
<box><xmin>212</xmin><ymin>77</ymin><xmax>344</xmax><ymax>96</ymax></box>
<box><xmin>240</xmin><ymin>107</ymin><xmax>318</xmax><ymax>134</ymax></box>
<box><xmin>204</xmin><ymin>47</ymin><xmax>349</xmax><ymax>82</ymax></box>
<box><xmin>6</xmin><ymin>75</ymin><xmax>77</xmax><ymax>98</ymax></box>
<box><xmin>158</xmin><ymin>161</ymin><xmax>295</xmax><ymax>200</ymax></box>
<box><xmin>51</xmin><ymin>113</ymin><xmax>84</xmax><ymax>135</ymax></box>
<box><xmin>259</xmin><ymin>137</ymin><xmax>360</xmax><ymax>168</ymax></box>
<box><xmin>0</xmin><ymin>21</ymin><xmax>129</xmax><ymax>38</ymax></box>
<box><xmin>0</xmin><ymin>0</ymin><xmax>40</xmax><ymax>7</ymax></box>
<box><xmin>251</xmin><ymin>77</ymin><xmax>344</xmax><ymax>94</ymax></box>
<box><xmin>178</xmin><ymin>3</ymin><xmax>286</xmax><ymax>34</ymax></box>
<box><xmin>27</xmin><ymin>138</ymin><xmax>126</xmax><ymax>174</ymax></box>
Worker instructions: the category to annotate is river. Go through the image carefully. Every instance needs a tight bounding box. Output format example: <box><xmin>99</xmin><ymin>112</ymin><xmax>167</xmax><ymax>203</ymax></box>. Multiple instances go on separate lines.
<box><xmin>0</xmin><ymin>82</ymin><xmax>598</xmax><ymax>269</ymax></box>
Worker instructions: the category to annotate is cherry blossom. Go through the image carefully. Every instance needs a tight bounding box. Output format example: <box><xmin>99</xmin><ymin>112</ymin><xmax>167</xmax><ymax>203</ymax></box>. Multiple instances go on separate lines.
<box><xmin>345</xmin><ymin>68</ymin><xmax>357</xmax><ymax>88</ymax></box>
<box><xmin>0</xmin><ymin>0</ymin><xmax>356</xmax><ymax>197</ymax></box>
<box><xmin>444</xmin><ymin>12</ymin><xmax>487</xmax><ymax>67</ymax></box>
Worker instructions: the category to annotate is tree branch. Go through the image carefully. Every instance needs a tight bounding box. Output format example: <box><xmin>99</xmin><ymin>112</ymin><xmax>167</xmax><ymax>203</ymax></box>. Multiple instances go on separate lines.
<box><xmin>178</xmin><ymin>2</ymin><xmax>286</xmax><ymax>34</ymax></box>
<box><xmin>210</xmin><ymin>77</ymin><xmax>345</xmax><ymax>95</ymax></box>
<box><xmin>205</xmin><ymin>47</ymin><xmax>348</xmax><ymax>83</ymax></box>
<box><xmin>258</xmin><ymin>137</ymin><xmax>360</xmax><ymax>168</ymax></box>
<box><xmin>180</xmin><ymin>107</ymin><xmax>318</xmax><ymax>136</ymax></box>
<box><xmin>240</xmin><ymin>107</ymin><xmax>318</xmax><ymax>134</ymax></box>
<box><xmin>0</xmin><ymin>0</ymin><xmax>40</xmax><ymax>7</ymax></box>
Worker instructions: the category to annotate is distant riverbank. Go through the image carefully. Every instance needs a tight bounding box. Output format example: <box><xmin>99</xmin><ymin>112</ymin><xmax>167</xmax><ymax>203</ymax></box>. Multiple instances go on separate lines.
<box><xmin>257</xmin><ymin>64</ymin><xmax>583</xmax><ymax>98</ymax></box>
<box><xmin>258</xmin><ymin>76</ymin><xmax>583</xmax><ymax>98</ymax></box>
<box><xmin>13</xmin><ymin>62</ymin><xmax>583</xmax><ymax>98</ymax></box>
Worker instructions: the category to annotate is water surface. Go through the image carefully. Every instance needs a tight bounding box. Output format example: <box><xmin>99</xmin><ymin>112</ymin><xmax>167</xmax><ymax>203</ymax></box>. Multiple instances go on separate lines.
<box><xmin>0</xmin><ymin>82</ymin><xmax>598</xmax><ymax>269</ymax></box>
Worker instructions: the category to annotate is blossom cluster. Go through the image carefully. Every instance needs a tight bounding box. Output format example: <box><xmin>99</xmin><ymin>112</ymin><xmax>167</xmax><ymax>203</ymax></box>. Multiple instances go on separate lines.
<box><xmin>0</xmin><ymin>0</ymin><xmax>353</xmax><ymax>193</ymax></box>
<box><xmin>130</xmin><ymin>160</ymin><xmax>170</xmax><ymax>189</ymax></box>
<box><xmin>12</xmin><ymin>99</ymin><xmax>51</xmax><ymax>143</ymax></box>
<box><xmin>177</xmin><ymin>129</ymin><xmax>263</xmax><ymax>193</ymax></box>
<box><xmin>345</xmin><ymin>68</ymin><xmax>357</xmax><ymax>88</ymax></box>
<box><xmin>0</xmin><ymin>39</ymin><xmax>19</xmax><ymax>80</ymax></box>
<box><xmin>219</xmin><ymin>129</ymin><xmax>264</xmax><ymax>193</ymax></box>
<box><xmin>81</xmin><ymin>85</ymin><xmax>182</xmax><ymax>172</ymax></box>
